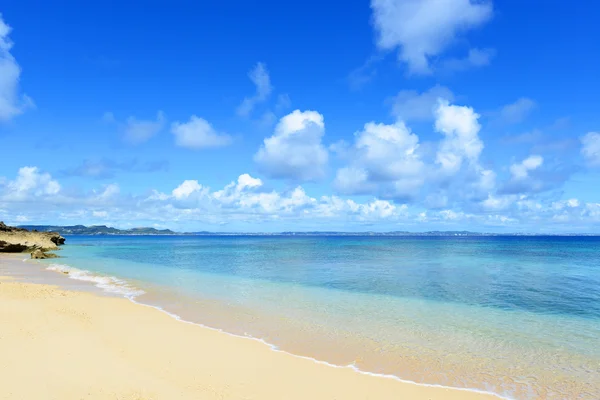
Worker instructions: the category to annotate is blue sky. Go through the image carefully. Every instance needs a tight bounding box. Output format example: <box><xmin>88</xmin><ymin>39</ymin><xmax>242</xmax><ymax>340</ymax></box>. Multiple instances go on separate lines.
<box><xmin>1</xmin><ymin>0</ymin><xmax>599</xmax><ymax>232</ymax></box>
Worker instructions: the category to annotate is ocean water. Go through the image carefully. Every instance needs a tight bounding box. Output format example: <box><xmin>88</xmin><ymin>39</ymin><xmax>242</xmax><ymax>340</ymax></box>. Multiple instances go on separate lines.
<box><xmin>31</xmin><ymin>235</ymin><xmax>600</xmax><ymax>399</ymax></box>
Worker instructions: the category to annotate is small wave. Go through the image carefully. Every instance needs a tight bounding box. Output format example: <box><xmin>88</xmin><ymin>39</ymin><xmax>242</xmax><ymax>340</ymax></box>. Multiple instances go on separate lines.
<box><xmin>127</xmin><ymin>298</ymin><xmax>512</xmax><ymax>400</ymax></box>
<box><xmin>46</xmin><ymin>264</ymin><xmax>144</xmax><ymax>298</ymax></box>
<box><xmin>46</xmin><ymin>264</ymin><xmax>509</xmax><ymax>399</ymax></box>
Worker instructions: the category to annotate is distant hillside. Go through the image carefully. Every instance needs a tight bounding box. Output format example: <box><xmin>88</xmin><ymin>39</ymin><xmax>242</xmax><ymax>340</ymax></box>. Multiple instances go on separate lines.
<box><xmin>18</xmin><ymin>225</ymin><xmax>178</xmax><ymax>235</ymax></box>
<box><xmin>14</xmin><ymin>226</ymin><xmax>595</xmax><ymax>237</ymax></box>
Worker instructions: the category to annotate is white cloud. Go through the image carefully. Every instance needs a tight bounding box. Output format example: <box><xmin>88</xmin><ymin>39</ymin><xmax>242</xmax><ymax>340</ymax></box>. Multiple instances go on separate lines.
<box><xmin>510</xmin><ymin>155</ymin><xmax>543</xmax><ymax>180</ymax></box>
<box><xmin>500</xmin><ymin>98</ymin><xmax>536</xmax><ymax>124</ymax></box>
<box><xmin>171</xmin><ymin>116</ymin><xmax>232</xmax><ymax>149</ymax></box>
<box><xmin>334</xmin><ymin>167</ymin><xmax>373</xmax><ymax>195</ymax></box>
<box><xmin>581</xmin><ymin>132</ymin><xmax>600</xmax><ymax>167</ymax></box>
<box><xmin>500</xmin><ymin>155</ymin><xmax>568</xmax><ymax>195</ymax></box>
<box><xmin>481</xmin><ymin>194</ymin><xmax>516</xmax><ymax>211</ymax></box>
<box><xmin>98</xmin><ymin>183</ymin><xmax>120</xmax><ymax>200</ymax></box>
<box><xmin>334</xmin><ymin>120</ymin><xmax>424</xmax><ymax>199</ymax></box>
<box><xmin>1</xmin><ymin>166</ymin><xmax>599</xmax><ymax>231</ymax></box>
<box><xmin>552</xmin><ymin>198</ymin><xmax>580</xmax><ymax>210</ymax></box>
<box><xmin>0</xmin><ymin>14</ymin><xmax>33</xmax><ymax>121</ymax></box>
<box><xmin>435</xmin><ymin>99</ymin><xmax>483</xmax><ymax>175</ymax></box>
<box><xmin>0</xmin><ymin>168</ymin><xmax>131</xmax><ymax>221</ymax></box>
<box><xmin>431</xmin><ymin>100</ymin><xmax>496</xmax><ymax>202</ymax></box>
<box><xmin>254</xmin><ymin>109</ymin><xmax>328</xmax><ymax>181</ymax></box>
<box><xmin>143</xmin><ymin>174</ymin><xmax>412</xmax><ymax>224</ymax></box>
<box><xmin>390</xmin><ymin>85</ymin><xmax>454</xmax><ymax>121</ymax></box>
<box><xmin>360</xmin><ymin>199</ymin><xmax>398</xmax><ymax>218</ymax></box>
<box><xmin>172</xmin><ymin>180</ymin><xmax>205</xmax><ymax>199</ymax></box>
<box><xmin>334</xmin><ymin>100</ymin><xmax>495</xmax><ymax>203</ymax></box>
<box><xmin>237</xmin><ymin>173</ymin><xmax>263</xmax><ymax>189</ymax></box>
<box><xmin>5</xmin><ymin>167</ymin><xmax>60</xmax><ymax>200</ymax></box>
<box><xmin>213</xmin><ymin>174</ymin><xmax>265</xmax><ymax>205</ymax></box>
<box><xmin>371</xmin><ymin>0</ymin><xmax>493</xmax><ymax>74</ymax></box>
<box><xmin>237</xmin><ymin>62</ymin><xmax>272</xmax><ymax>117</ymax></box>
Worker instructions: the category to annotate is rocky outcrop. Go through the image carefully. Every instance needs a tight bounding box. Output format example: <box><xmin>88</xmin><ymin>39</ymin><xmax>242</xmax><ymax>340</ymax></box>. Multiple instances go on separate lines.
<box><xmin>0</xmin><ymin>241</ymin><xmax>29</xmax><ymax>252</ymax></box>
<box><xmin>0</xmin><ymin>222</ymin><xmax>66</xmax><ymax>255</ymax></box>
<box><xmin>31</xmin><ymin>249</ymin><xmax>60</xmax><ymax>259</ymax></box>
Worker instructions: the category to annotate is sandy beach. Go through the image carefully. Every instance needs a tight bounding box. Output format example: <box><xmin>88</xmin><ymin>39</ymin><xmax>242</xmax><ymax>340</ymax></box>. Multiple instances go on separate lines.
<box><xmin>0</xmin><ymin>256</ymin><xmax>497</xmax><ymax>400</ymax></box>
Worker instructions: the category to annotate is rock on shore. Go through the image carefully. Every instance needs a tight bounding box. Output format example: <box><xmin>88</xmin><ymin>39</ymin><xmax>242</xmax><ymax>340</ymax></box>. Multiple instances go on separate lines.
<box><xmin>30</xmin><ymin>249</ymin><xmax>60</xmax><ymax>259</ymax></box>
<box><xmin>0</xmin><ymin>222</ymin><xmax>65</xmax><ymax>257</ymax></box>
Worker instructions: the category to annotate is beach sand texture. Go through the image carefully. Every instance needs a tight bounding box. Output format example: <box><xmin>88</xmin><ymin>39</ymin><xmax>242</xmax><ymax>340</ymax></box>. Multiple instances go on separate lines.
<box><xmin>0</xmin><ymin>270</ymin><xmax>497</xmax><ymax>399</ymax></box>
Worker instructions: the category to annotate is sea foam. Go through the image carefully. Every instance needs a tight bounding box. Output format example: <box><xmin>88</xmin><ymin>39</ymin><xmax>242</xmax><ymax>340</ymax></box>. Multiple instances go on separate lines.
<box><xmin>42</xmin><ymin>263</ymin><xmax>509</xmax><ymax>400</ymax></box>
<box><xmin>46</xmin><ymin>264</ymin><xmax>144</xmax><ymax>298</ymax></box>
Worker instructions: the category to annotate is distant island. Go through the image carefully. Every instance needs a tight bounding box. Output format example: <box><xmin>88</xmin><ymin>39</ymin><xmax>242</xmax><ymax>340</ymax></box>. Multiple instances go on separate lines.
<box><xmin>14</xmin><ymin>225</ymin><xmax>600</xmax><ymax>236</ymax></box>
<box><xmin>15</xmin><ymin>225</ymin><xmax>497</xmax><ymax>236</ymax></box>
<box><xmin>18</xmin><ymin>225</ymin><xmax>178</xmax><ymax>236</ymax></box>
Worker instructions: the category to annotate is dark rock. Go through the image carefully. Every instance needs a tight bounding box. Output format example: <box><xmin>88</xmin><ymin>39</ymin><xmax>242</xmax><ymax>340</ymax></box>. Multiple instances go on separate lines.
<box><xmin>50</xmin><ymin>234</ymin><xmax>66</xmax><ymax>245</ymax></box>
<box><xmin>31</xmin><ymin>249</ymin><xmax>60</xmax><ymax>259</ymax></box>
<box><xmin>0</xmin><ymin>240</ymin><xmax>29</xmax><ymax>252</ymax></box>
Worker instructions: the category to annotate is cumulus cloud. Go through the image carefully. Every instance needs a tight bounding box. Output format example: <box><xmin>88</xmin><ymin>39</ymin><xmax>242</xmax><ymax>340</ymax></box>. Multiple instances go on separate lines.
<box><xmin>0</xmin><ymin>14</ymin><xmax>33</xmax><ymax>121</ymax></box>
<box><xmin>390</xmin><ymin>85</ymin><xmax>454</xmax><ymax>121</ymax></box>
<box><xmin>254</xmin><ymin>110</ymin><xmax>328</xmax><ymax>181</ymax></box>
<box><xmin>92</xmin><ymin>211</ymin><xmax>108</xmax><ymax>218</ymax></box>
<box><xmin>434</xmin><ymin>99</ymin><xmax>484</xmax><ymax>175</ymax></box>
<box><xmin>6</xmin><ymin>166</ymin><xmax>60</xmax><ymax>199</ymax></box>
<box><xmin>499</xmin><ymin>98</ymin><xmax>536</xmax><ymax>124</ymax></box>
<box><xmin>370</xmin><ymin>0</ymin><xmax>493</xmax><ymax>74</ymax></box>
<box><xmin>509</xmin><ymin>155</ymin><xmax>543</xmax><ymax>180</ymax></box>
<box><xmin>237</xmin><ymin>62</ymin><xmax>272</xmax><ymax>117</ymax></box>
<box><xmin>0</xmin><ymin>166</ymin><xmax>599</xmax><ymax>232</ymax></box>
<box><xmin>334</xmin><ymin>121</ymin><xmax>424</xmax><ymax>199</ymax></box>
<box><xmin>497</xmin><ymin>155</ymin><xmax>571</xmax><ymax>195</ymax></box>
<box><xmin>154</xmin><ymin>174</ymin><xmax>406</xmax><ymax>223</ymax></box>
<box><xmin>0</xmin><ymin>166</ymin><xmax>414</xmax><ymax>227</ymax></box>
<box><xmin>581</xmin><ymin>132</ymin><xmax>600</xmax><ymax>167</ymax></box>
<box><xmin>334</xmin><ymin>167</ymin><xmax>374</xmax><ymax>195</ymax></box>
<box><xmin>97</xmin><ymin>183</ymin><xmax>120</xmax><ymax>200</ymax></box>
<box><xmin>481</xmin><ymin>194</ymin><xmax>516</xmax><ymax>211</ymax></box>
<box><xmin>0</xmin><ymin>167</ymin><xmax>127</xmax><ymax>222</ymax></box>
<box><xmin>171</xmin><ymin>116</ymin><xmax>232</xmax><ymax>149</ymax></box>
<box><xmin>172</xmin><ymin>180</ymin><xmax>206</xmax><ymax>200</ymax></box>
<box><xmin>334</xmin><ymin>100</ymin><xmax>495</xmax><ymax>204</ymax></box>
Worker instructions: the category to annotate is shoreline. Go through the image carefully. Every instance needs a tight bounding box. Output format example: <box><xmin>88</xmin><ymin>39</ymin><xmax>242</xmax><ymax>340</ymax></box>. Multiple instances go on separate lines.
<box><xmin>128</xmin><ymin>293</ymin><xmax>510</xmax><ymax>400</ymax></box>
<box><xmin>0</xmin><ymin>254</ymin><xmax>502</xmax><ymax>400</ymax></box>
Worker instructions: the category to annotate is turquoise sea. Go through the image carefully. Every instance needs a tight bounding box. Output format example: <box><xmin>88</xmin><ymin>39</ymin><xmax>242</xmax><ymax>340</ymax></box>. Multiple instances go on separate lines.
<box><xmin>27</xmin><ymin>235</ymin><xmax>600</xmax><ymax>399</ymax></box>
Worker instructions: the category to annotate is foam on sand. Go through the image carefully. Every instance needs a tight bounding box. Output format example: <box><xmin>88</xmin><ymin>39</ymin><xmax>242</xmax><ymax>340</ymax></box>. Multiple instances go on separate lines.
<box><xmin>46</xmin><ymin>263</ymin><xmax>144</xmax><ymax>297</ymax></box>
<box><xmin>41</xmin><ymin>261</ymin><xmax>508</xmax><ymax>399</ymax></box>
<box><xmin>0</xmin><ymin>276</ymin><xmax>499</xmax><ymax>399</ymax></box>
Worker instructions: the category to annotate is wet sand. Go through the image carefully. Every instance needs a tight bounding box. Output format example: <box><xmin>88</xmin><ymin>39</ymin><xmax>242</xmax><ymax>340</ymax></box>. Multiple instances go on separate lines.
<box><xmin>0</xmin><ymin>255</ymin><xmax>497</xmax><ymax>400</ymax></box>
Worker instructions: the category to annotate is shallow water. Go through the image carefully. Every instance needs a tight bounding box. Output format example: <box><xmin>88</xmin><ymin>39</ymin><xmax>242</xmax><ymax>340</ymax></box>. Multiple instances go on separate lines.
<box><xmin>20</xmin><ymin>235</ymin><xmax>600</xmax><ymax>398</ymax></box>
